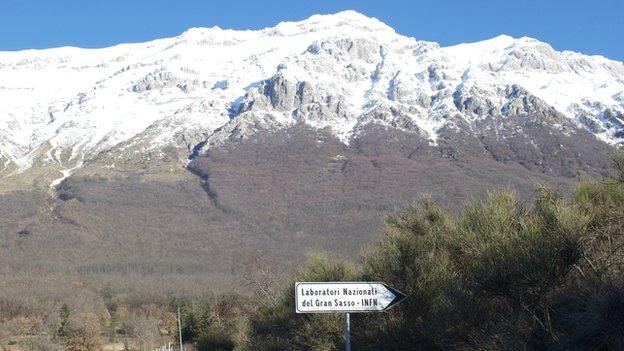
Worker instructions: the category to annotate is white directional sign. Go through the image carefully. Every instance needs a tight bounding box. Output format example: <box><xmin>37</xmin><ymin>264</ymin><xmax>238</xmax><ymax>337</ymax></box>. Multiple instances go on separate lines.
<box><xmin>295</xmin><ymin>282</ymin><xmax>407</xmax><ymax>313</ymax></box>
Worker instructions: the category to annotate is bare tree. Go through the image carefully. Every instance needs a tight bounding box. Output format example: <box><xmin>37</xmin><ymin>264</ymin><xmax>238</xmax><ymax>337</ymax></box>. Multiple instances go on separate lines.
<box><xmin>240</xmin><ymin>252</ymin><xmax>284</xmax><ymax>306</ymax></box>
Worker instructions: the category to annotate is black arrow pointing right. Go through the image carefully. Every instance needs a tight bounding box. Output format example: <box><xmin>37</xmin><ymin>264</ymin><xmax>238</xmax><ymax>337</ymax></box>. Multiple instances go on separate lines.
<box><xmin>382</xmin><ymin>283</ymin><xmax>407</xmax><ymax>311</ymax></box>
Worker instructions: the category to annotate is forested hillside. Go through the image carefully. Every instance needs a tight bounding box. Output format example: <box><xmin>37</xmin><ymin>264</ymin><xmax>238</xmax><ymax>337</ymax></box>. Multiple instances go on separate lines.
<box><xmin>2</xmin><ymin>153</ymin><xmax>622</xmax><ymax>350</ymax></box>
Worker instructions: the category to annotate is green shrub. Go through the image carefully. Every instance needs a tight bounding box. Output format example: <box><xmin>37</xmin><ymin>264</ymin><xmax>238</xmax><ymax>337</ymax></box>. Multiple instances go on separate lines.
<box><xmin>176</xmin><ymin>294</ymin><xmax>249</xmax><ymax>351</ymax></box>
<box><xmin>249</xmin><ymin>253</ymin><xmax>356</xmax><ymax>351</ymax></box>
<box><xmin>196</xmin><ymin>328</ymin><xmax>236</xmax><ymax>351</ymax></box>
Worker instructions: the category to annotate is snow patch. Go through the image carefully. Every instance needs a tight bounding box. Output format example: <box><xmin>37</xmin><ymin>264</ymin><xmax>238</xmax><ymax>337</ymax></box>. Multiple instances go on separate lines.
<box><xmin>50</xmin><ymin>162</ymin><xmax>83</xmax><ymax>188</ymax></box>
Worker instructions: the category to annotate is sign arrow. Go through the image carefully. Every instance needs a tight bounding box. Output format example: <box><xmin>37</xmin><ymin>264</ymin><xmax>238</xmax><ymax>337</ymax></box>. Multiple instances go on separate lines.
<box><xmin>295</xmin><ymin>281</ymin><xmax>407</xmax><ymax>313</ymax></box>
<box><xmin>382</xmin><ymin>283</ymin><xmax>407</xmax><ymax>311</ymax></box>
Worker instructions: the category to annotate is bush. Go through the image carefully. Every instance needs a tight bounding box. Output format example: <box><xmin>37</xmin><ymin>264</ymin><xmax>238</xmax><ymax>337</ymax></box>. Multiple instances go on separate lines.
<box><xmin>61</xmin><ymin>314</ymin><xmax>103</xmax><ymax>351</ymax></box>
<box><xmin>196</xmin><ymin>328</ymin><xmax>235</xmax><ymax>351</ymax></box>
<box><xmin>249</xmin><ymin>253</ymin><xmax>357</xmax><ymax>351</ymax></box>
<box><xmin>175</xmin><ymin>294</ymin><xmax>250</xmax><ymax>351</ymax></box>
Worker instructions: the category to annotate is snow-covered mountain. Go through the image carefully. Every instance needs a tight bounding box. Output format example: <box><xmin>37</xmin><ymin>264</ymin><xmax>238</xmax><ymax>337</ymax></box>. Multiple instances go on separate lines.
<box><xmin>0</xmin><ymin>10</ymin><xmax>623</xmax><ymax>187</ymax></box>
<box><xmin>2</xmin><ymin>11</ymin><xmax>623</xmax><ymax>303</ymax></box>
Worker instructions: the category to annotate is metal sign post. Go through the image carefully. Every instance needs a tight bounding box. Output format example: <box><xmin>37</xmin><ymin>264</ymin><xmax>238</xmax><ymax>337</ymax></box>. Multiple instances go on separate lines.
<box><xmin>344</xmin><ymin>312</ymin><xmax>351</xmax><ymax>351</ymax></box>
<box><xmin>177</xmin><ymin>307</ymin><xmax>183</xmax><ymax>351</ymax></box>
<box><xmin>295</xmin><ymin>281</ymin><xmax>406</xmax><ymax>350</ymax></box>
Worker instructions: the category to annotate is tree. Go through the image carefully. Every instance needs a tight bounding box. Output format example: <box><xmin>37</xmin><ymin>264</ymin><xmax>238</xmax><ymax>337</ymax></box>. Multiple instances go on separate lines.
<box><xmin>61</xmin><ymin>311</ymin><xmax>103</xmax><ymax>351</ymax></box>
<box><xmin>59</xmin><ymin>303</ymin><xmax>70</xmax><ymax>337</ymax></box>
<box><xmin>0</xmin><ymin>329</ymin><xmax>9</xmax><ymax>351</ymax></box>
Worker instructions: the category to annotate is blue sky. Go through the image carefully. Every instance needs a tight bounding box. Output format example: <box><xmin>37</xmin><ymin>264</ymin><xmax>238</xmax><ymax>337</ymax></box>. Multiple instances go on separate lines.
<box><xmin>1</xmin><ymin>0</ymin><xmax>622</xmax><ymax>61</ymax></box>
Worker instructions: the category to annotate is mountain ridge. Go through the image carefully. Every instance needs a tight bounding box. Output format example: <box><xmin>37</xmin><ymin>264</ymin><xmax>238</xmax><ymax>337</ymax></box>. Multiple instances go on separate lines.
<box><xmin>0</xmin><ymin>10</ymin><xmax>622</xmax><ymax>190</ymax></box>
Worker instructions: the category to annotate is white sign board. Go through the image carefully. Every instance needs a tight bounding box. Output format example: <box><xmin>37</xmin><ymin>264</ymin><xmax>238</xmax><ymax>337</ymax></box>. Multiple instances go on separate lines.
<box><xmin>295</xmin><ymin>281</ymin><xmax>406</xmax><ymax>313</ymax></box>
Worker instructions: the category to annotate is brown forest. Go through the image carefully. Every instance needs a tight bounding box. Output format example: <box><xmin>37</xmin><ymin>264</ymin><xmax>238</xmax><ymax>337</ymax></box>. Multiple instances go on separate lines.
<box><xmin>1</xmin><ymin>152</ymin><xmax>623</xmax><ymax>350</ymax></box>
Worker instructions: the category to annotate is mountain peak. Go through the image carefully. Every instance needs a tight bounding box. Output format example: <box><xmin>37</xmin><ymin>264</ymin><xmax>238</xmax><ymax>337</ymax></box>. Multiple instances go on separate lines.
<box><xmin>174</xmin><ymin>11</ymin><xmax>397</xmax><ymax>43</ymax></box>
<box><xmin>272</xmin><ymin>10</ymin><xmax>396</xmax><ymax>37</ymax></box>
<box><xmin>179</xmin><ymin>26</ymin><xmax>223</xmax><ymax>37</ymax></box>
<box><xmin>308</xmin><ymin>10</ymin><xmax>382</xmax><ymax>24</ymax></box>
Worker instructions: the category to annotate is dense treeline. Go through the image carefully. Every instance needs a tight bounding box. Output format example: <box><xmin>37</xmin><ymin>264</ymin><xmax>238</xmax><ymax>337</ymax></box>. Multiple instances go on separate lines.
<box><xmin>1</xmin><ymin>153</ymin><xmax>623</xmax><ymax>350</ymax></box>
